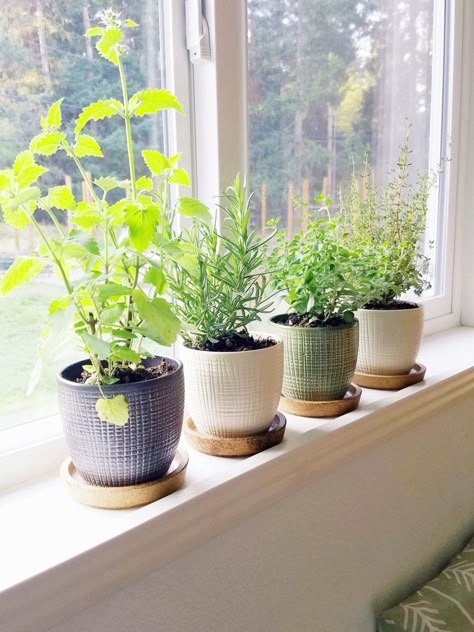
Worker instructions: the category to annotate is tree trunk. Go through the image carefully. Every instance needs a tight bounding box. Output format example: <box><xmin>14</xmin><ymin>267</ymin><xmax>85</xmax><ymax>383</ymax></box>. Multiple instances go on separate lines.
<box><xmin>82</xmin><ymin>4</ymin><xmax>94</xmax><ymax>63</ymax></box>
<box><xmin>36</xmin><ymin>0</ymin><xmax>51</xmax><ymax>86</ymax></box>
<box><xmin>293</xmin><ymin>0</ymin><xmax>305</xmax><ymax>197</ymax></box>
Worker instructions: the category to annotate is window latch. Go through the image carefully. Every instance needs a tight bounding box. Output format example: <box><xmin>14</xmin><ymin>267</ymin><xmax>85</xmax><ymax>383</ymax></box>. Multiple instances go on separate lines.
<box><xmin>185</xmin><ymin>0</ymin><xmax>211</xmax><ymax>63</ymax></box>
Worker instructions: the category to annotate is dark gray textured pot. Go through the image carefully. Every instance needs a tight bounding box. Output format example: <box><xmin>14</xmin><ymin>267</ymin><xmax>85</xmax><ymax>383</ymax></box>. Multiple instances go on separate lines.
<box><xmin>57</xmin><ymin>356</ymin><xmax>184</xmax><ymax>487</ymax></box>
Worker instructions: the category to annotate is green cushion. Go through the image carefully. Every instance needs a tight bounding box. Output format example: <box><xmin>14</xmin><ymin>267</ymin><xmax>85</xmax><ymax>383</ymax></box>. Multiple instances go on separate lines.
<box><xmin>378</xmin><ymin>536</ymin><xmax>474</xmax><ymax>631</ymax></box>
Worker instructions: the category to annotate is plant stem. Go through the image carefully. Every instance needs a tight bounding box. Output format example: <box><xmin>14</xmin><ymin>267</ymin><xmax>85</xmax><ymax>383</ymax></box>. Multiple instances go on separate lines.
<box><xmin>118</xmin><ymin>56</ymin><xmax>137</xmax><ymax>200</ymax></box>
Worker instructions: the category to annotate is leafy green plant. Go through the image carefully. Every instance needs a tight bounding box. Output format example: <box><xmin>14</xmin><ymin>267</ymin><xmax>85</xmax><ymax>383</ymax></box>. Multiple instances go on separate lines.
<box><xmin>268</xmin><ymin>195</ymin><xmax>370</xmax><ymax>325</ymax></box>
<box><xmin>339</xmin><ymin>139</ymin><xmax>443</xmax><ymax>306</ymax></box>
<box><xmin>167</xmin><ymin>176</ymin><xmax>275</xmax><ymax>348</ymax></box>
<box><xmin>0</xmin><ymin>10</ymin><xmax>204</xmax><ymax>424</ymax></box>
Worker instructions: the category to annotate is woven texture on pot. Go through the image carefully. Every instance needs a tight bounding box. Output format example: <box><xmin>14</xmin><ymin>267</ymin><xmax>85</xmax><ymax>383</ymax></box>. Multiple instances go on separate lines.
<box><xmin>356</xmin><ymin>305</ymin><xmax>424</xmax><ymax>375</ymax></box>
<box><xmin>57</xmin><ymin>357</ymin><xmax>184</xmax><ymax>487</ymax></box>
<box><xmin>182</xmin><ymin>339</ymin><xmax>283</xmax><ymax>438</ymax></box>
<box><xmin>271</xmin><ymin>316</ymin><xmax>359</xmax><ymax>401</ymax></box>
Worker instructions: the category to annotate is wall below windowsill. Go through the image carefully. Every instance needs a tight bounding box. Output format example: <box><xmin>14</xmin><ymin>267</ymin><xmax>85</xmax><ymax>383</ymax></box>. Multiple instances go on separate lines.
<box><xmin>0</xmin><ymin>326</ymin><xmax>473</xmax><ymax>632</ymax></box>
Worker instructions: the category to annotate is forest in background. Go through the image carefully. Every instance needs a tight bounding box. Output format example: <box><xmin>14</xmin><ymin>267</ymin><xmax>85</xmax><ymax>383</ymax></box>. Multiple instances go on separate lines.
<box><xmin>0</xmin><ymin>0</ymin><xmax>434</xmax><ymax>238</ymax></box>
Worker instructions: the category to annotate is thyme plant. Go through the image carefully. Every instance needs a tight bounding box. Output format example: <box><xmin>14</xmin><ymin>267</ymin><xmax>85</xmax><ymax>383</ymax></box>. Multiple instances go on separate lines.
<box><xmin>339</xmin><ymin>140</ymin><xmax>443</xmax><ymax>306</ymax></box>
<box><xmin>268</xmin><ymin>196</ymin><xmax>370</xmax><ymax>325</ymax></box>
<box><xmin>167</xmin><ymin>176</ymin><xmax>276</xmax><ymax>349</ymax></box>
<box><xmin>0</xmin><ymin>11</ymin><xmax>204</xmax><ymax>424</ymax></box>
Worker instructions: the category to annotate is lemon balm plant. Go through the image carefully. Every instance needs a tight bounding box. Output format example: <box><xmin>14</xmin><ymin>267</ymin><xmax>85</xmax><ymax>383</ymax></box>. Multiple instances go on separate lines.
<box><xmin>0</xmin><ymin>11</ymin><xmax>200</xmax><ymax>487</ymax></box>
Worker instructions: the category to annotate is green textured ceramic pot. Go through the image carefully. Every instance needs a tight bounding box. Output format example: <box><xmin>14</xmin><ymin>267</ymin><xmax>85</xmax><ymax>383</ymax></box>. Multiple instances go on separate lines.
<box><xmin>270</xmin><ymin>315</ymin><xmax>359</xmax><ymax>401</ymax></box>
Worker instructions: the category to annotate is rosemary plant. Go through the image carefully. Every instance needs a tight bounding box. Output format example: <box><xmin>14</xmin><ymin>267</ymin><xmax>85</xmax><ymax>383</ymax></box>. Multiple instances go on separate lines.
<box><xmin>167</xmin><ymin>176</ymin><xmax>276</xmax><ymax>349</ymax></box>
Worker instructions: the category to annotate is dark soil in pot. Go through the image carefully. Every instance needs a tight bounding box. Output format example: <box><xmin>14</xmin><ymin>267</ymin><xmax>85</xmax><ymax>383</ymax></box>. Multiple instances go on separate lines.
<box><xmin>363</xmin><ymin>300</ymin><xmax>419</xmax><ymax>310</ymax></box>
<box><xmin>275</xmin><ymin>313</ymin><xmax>351</xmax><ymax>328</ymax></box>
<box><xmin>188</xmin><ymin>331</ymin><xmax>277</xmax><ymax>352</ymax></box>
<box><xmin>58</xmin><ymin>356</ymin><xmax>184</xmax><ymax>487</ymax></box>
<box><xmin>76</xmin><ymin>358</ymin><xmax>175</xmax><ymax>384</ymax></box>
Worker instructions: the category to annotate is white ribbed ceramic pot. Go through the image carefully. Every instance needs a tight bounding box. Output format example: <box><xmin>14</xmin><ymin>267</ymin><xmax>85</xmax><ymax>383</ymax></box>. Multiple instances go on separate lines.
<box><xmin>181</xmin><ymin>338</ymin><xmax>283</xmax><ymax>437</ymax></box>
<box><xmin>356</xmin><ymin>305</ymin><xmax>424</xmax><ymax>375</ymax></box>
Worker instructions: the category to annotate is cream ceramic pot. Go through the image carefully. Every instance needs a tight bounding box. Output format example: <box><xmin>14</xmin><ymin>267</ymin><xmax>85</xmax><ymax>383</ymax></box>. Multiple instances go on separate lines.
<box><xmin>356</xmin><ymin>305</ymin><xmax>424</xmax><ymax>375</ymax></box>
<box><xmin>181</xmin><ymin>338</ymin><xmax>283</xmax><ymax>437</ymax></box>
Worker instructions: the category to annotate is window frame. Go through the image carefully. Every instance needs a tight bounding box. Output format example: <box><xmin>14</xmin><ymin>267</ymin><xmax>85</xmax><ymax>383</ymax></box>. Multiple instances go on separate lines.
<box><xmin>1</xmin><ymin>0</ymin><xmax>473</xmax><ymax>473</ymax></box>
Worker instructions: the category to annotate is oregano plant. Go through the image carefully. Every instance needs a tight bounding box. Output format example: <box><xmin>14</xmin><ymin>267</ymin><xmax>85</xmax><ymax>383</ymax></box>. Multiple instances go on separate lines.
<box><xmin>268</xmin><ymin>195</ymin><xmax>371</xmax><ymax>325</ymax></box>
<box><xmin>0</xmin><ymin>10</ymin><xmax>205</xmax><ymax>425</ymax></box>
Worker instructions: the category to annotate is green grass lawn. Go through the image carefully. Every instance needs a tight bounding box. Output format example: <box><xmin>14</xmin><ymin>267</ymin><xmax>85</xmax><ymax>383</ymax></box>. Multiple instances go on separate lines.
<box><xmin>0</xmin><ymin>279</ymin><xmax>79</xmax><ymax>427</ymax></box>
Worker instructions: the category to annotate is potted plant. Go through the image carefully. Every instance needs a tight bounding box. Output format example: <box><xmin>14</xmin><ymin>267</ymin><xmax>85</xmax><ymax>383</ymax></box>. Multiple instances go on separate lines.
<box><xmin>166</xmin><ymin>176</ymin><xmax>284</xmax><ymax>440</ymax></box>
<box><xmin>0</xmin><ymin>11</ymin><xmax>202</xmax><ymax>490</ymax></box>
<box><xmin>268</xmin><ymin>197</ymin><xmax>368</xmax><ymax>406</ymax></box>
<box><xmin>339</xmin><ymin>140</ymin><xmax>442</xmax><ymax>377</ymax></box>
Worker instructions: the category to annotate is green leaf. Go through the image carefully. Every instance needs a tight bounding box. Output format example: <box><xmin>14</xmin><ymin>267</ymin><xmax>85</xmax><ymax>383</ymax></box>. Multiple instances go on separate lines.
<box><xmin>0</xmin><ymin>256</ymin><xmax>47</xmax><ymax>295</ymax></box>
<box><xmin>63</xmin><ymin>230</ymin><xmax>100</xmax><ymax>257</ymax></box>
<box><xmin>126</xmin><ymin>205</ymin><xmax>159</xmax><ymax>251</ymax></box>
<box><xmin>142</xmin><ymin>149</ymin><xmax>170</xmax><ymax>175</ymax></box>
<box><xmin>73</xmin><ymin>202</ymin><xmax>102</xmax><ymax>230</ymax></box>
<box><xmin>85</xmin><ymin>27</ymin><xmax>104</xmax><ymax>37</ymax></box>
<box><xmin>82</xmin><ymin>332</ymin><xmax>111</xmax><ymax>359</ymax></box>
<box><xmin>169</xmin><ymin>168</ymin><xmax>191</xmax><ymax>187</ymax></box>
<box><xmin>111</xmin><ymin>346</ymin><xmax>142</xmax><ymax>363</ymax></box>
<box><xmin>94</xmin><ymin>176</ymin><xmax>122</xmax><ymax>193</ymax></box>
<box><xmin>2</xmin><ymin>188</ymin><xmax>40</xmax><ymax>228</ymax></box>
<box><xmin>96</xmin><ymin>395</ymin><xmax>129</xmax><ymax>426</ymax></box>
<box><xmin>48</xmin><ymin>185</ymin><xmax>76</xmax><ymax>211</ymax></box>
<box><xmin>49</xmin><ymin>295</ymin><xmax>70</xmax><ymax>315</ymax></box>
<box><xmin>96</xmin><ymin>283</ymin><xmax>133</xmax><ymax>303</ymax></box>
<box><xmin>101</xmin><ymin>304</ymin><xmax>125</xmax><ymax>325</ymax></box>
<box><xmin>75</xmin><ymin>99</ymin><xmax>122</xmax><ymax>135</ymax></box>
<box><xmin>177</xmin><ymin>253</ymin><xmax>200</xmax><ymax>279</ymax></box>
<box><xmin>135</xmin><ymin>176</ymin><xmax>153</xmax><ymax>191</ymax></box>
<box><xmin>132</xmin><ymin>291</ymin><xmax>180</xmax><ymax>346</ymax></box>
<box><xmin>13</xmin><ymin>151</ymin><xmax>34</xmax><ymax>175</ymax></box>
<box><xmin>74</xmin><ymin>134</ymin><xmax>103</xmax><ymax>158</ymax></box>
<box><xmin>96</xmin><ymin>26</ymin><xmax>123</xmax><ymax>65</ymax></box>
<box><xmin>143</xmin><ymin>267</ymin><xmax>167</xmax><ymax>293</ymax></box>
<box><xmin>123</xmin><ymin>19</ymin><xmax>138</xmax><ymax>28</ymax></box>
<box><xmin>130</xmin><ymin>89</ymin><xmax>183</xmax><ymax>117</ymax></box>
<box><xmin>17</xmin><ymin>164</ymin><xmax>48</xmax><ymax>188</ymax></box>
<box><xmin>178</xmin><ymin>197</ymin><xmax>212</xmax><ymax>223</ymax></box>
<box><xmin>46</xmin><ymin>99</ymin><xmax>63</xmax><ymax>129</ymax></box>
<box><xmin>30</xmin><ymin>132</ymin><xmax>66</xmax><ymax>156</ymax></box>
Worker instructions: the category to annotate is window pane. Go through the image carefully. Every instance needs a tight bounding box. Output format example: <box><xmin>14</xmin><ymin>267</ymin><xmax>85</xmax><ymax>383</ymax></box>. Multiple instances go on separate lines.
<box><xmin>248</xmin><ymin>0</ymin><xmax>443</xmax><ymax>286</ymax></box>
<box><xmin>0</xmin><ymin>1</ymin><xmax>164</xmax><ymax>428</ymax></box>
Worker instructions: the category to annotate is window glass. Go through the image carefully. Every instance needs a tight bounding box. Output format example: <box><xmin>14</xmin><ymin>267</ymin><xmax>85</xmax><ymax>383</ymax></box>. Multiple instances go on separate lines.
<box><xmin>248</xmin><ymin>0</ymin><xmax>442</xmax><ymax>282</ymax></box>
<box><xmin>0</xmin><ymin>0</ymin><xmax>164</xmax><ymax>428</ymax></box>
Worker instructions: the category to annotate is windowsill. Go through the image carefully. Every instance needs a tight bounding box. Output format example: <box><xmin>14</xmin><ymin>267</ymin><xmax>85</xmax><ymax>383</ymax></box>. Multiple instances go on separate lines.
<box><xmin>0</xmin><ymin>326</ymin><xmax>473</xmax><ymax>631</ymax></box>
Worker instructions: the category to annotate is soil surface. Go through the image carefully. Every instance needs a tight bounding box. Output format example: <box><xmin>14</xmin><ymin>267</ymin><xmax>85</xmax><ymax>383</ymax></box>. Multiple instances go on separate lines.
<box><xmin>191</xmin><ymin>332</ymin><xmax>277</xmax><ymax>352</ymax></box>
<box><xmin>275</xmin><ymin>313</ymin><xmax>350</xmax><ymax>328</ymax></box>
<box><xmin>363</xmin><ymin>300</ymin><xmax>419</xmax><ymax>310</ymax></box>
<box><xmin>77</xmin><ymin>359</ymin><xmax>175</xmax><ymax>384</ymax></box>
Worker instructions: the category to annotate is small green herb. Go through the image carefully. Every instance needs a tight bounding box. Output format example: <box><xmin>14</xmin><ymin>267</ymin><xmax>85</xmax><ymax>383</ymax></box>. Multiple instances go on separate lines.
<box><xmin>339</xmin><ymin>137</ymin><xmax>444</xmax><ymax>306</ymax></box>
<box><xmin>167</xmin><ymin>176</ymin><xmax>276</xmax><ymax>347</ymax></box>
<box><xmin>268</xmin><ymin>197</ymin><xmax>370</xmax><ymax>324</ymax></box>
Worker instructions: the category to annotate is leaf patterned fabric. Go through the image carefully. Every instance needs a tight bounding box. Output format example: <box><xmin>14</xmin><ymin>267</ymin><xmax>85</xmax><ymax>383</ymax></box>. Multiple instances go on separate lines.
<box><xmin>378</xmin><ymin>536</ymin><xmax>474</xmax><ymax>631</ymax></box>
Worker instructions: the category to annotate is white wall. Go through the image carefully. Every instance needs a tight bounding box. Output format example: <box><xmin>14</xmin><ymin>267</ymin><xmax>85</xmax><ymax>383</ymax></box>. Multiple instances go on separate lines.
<box><xmin>49</xmin><ymin>378</ymin><xmax>474</xmax><ymax>632</ymax></box>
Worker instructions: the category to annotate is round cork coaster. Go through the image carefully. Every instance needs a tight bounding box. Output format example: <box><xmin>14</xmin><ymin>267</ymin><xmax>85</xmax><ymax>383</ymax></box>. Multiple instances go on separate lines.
<box><xmin>353</xmin><ymin>363</ymin><xmax>426</xmax><ymax>390</ymax></box>
<box><xmin>184</xmin><ymin>412</ymin><xmax>286</xmax><ymax>457</ymax></box>
<box><xmin>279</xmin><ymin>384</ymin><xmax>362</xmax><ymax>418</ymax></box>
<box><xmin>61</xmin><ymin>449</ymin><xmax>188</xmax><ymax>510</ymax></box>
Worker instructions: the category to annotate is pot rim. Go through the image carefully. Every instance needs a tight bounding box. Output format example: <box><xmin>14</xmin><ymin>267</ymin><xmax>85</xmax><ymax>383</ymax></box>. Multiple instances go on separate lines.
<box><xmin>357</xmin><ymin>303</ymin><xmax>423</xmax><ymax>313</ymax></box>
<box><xmin>181</xmin><ymin>333</ymin><xmax>282</xmax><ymax>356</ymax></box>
<box><xmin>270</xmin><ymin>314</ymin><xmax>358</xmax><ymax>330</ymax></box>
<box><xmin>57</xmin><ymin>355</ymin><xmax>183</xmax><ymax>391</ymax></box>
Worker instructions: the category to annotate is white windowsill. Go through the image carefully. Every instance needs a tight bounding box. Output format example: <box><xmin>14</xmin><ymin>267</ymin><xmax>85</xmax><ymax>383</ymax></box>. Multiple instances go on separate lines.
<box><xmin>0</xmin><ymin>326</ymin><xmax>473</xmax><ymax>632</ymax></box>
